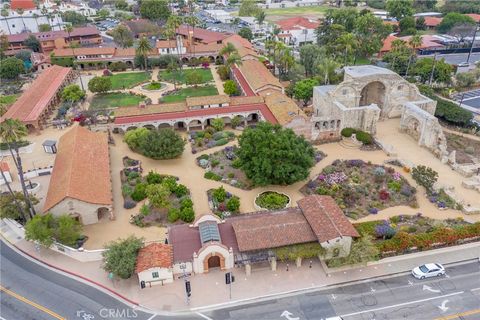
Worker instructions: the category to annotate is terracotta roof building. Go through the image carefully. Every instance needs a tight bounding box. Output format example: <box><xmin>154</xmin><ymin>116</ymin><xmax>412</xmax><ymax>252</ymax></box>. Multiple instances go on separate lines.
<box><xmin>0</xmin><ymin>65</ymin><xmax>74</xmax><ymax>130</ymax></box>
<box><xmin>423</xmin><ymin>17</ymin><xmax>443</xmax><ymax>28</ymax></box>
<box><xmin>10</xmin><ymin>0</ymin><xmax>36</xmax><ymax>10</ymax></box>
<box><xmin>465</xmin><ymin>14</ymin><xmax>480</xmax><ymax>23</ymax></box>
<box><xmin>177</xmin><ymin>25</ymin><xmax>230</xmax><ymax>44</ymax></box>
<box><xmin>237</xmin><ymin>60</ymin><xmax>284</xmax><ymax>96</ymax></box>
<box><xmin>43</xmin><ymin>126</ymin><xmax>113</xmax><ymax>225</ymax></box>
<box><xmin>135</xmin><ymin>243</ymin><xmax>174</xmax><ymax>287</ymax></box>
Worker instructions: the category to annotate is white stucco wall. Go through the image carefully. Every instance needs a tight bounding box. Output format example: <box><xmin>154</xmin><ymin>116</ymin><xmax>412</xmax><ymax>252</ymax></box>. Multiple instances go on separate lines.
<box><xmin>48</xmin><ymin>197</ymin><xmax>111</xmax><ymax>225</ymax></box>
<box><xmin>138</xmin><ymin>267</ymin><xmax>174</xmax><ymax>287</ymax></box>
<box><xmin>193</xmin><ymin>243</ymin><xmax>234</xmax><ymax>274</ymax></box>
<box><xmin>320</xmin><ymin>236</ymin><xmax>353</xmax><ymax>259</ymax></box>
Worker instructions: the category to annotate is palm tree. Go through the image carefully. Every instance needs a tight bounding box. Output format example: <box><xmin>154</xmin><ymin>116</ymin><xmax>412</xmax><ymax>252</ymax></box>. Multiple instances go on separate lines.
<box><xmin>184</xmin><ymin>15</ymin><xmax>199</xmax><ymax>63</ymax></box>
<box><xmin>64</xmin><ymin>25</ymin><xmax>85</xmax><ymax>90</ymax></box>
<box><xmin>0</xmin><ymin>163</ymin><xmax>28</xmax><ymax>223</ymax></box>
<box><xmin>167</xmin><ymin>61</ymin><xmax>179</xmax><ymax>90</ymax></box>
<box><xmin>226</xmin><ymin>52</ymin><xmax>242</xmax><ymax>68</ymax></box>
<box><xmin>0</xmin><ymin>119</ymin><xmax>35</xmax><ymax>219</ymax></box>
<box><xmin>337</xmin><ymin>33</ymin><xmax>358</xmax><ymax>66</ymax></box>
<box><xmin>1</xmin><ymin>9</ymin><xmax>11</xmax><ymax>35</ymax></box>
<box><xmin>136</xmin><ymin>36</ymin><xmax>152</xmax><ymax>71</ymax></box>
<box><xmin>166</xmin><ymin>15</ymin><xmax>183</xmax><ymax>66</ymax></box>
<box><xmin>32</xmin><ymin>13</ymin><xmax>39</xmax><ymax>32</ymax></box>
<box><xmin>16</xmin><ymin>8</ymin><xmax>27</xmax><ymax>32</ymax></box>
<box><xmin>406</xmin><ymin>34</ymin><xmax>422</xmax><ymax>77</ymax></box>
<box><xmin>255</xmin><ymin>11</ymin><xmax>266</xmax><ymax>27</ymax></box>
<box><xmin>219</xmin><ymin>42</ymin><xmax>238</xmax><ymax>56</ymax></box>
<box><xmin>317</xmin><ymin>57</ymin><xmax>339</xmax><ymax>85</ymax></box>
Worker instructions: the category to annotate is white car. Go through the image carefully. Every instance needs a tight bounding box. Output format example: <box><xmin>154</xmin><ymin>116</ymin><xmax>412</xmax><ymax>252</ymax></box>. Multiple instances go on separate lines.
<box><xmin>412</xmin><ymin>263</ymin><xmax>445</xmax><ymax>279</ymax></box>
<box><xmin>458</xmin><ymin>62</ymin><xmax>470</xmax><ymax>67</ymax></box>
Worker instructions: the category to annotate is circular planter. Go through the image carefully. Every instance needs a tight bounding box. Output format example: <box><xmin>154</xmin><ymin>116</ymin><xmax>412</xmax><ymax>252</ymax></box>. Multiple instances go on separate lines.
<box><xmin>140</xmin><ymin>82</ymin><xmax>167</xmax><ymax>92</ymax></box>
<box><xmin>254</xmin><ymin>191</ymin><xmax>291</xmax><ymax>211</ymax></box>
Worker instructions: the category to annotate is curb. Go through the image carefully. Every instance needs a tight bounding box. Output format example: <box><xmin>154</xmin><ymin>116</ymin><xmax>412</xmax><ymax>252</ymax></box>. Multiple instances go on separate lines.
<box><xmin>191</xmin><ymin>258</ymin><xmax>479</xmax><ymax>312</ymax></box>
<box><xmin>0</xmin><ymin>235</ymin><xmax>140</xmax><ymax>308</ymax></box>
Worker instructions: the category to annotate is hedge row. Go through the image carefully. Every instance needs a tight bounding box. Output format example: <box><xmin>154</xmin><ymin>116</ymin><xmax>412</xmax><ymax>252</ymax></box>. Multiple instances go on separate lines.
<box><xmin>340</xmin><ymin>127</ymin><xmax>373</xmax><ymax>145</ymax></box>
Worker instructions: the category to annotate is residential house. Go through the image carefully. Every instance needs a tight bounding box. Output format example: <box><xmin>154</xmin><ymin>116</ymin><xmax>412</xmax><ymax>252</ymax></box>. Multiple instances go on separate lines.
<box><xmin>136</xmin><ymin>243</ymin><xmax>174</xmax><ymax>288</ymax></box>
<box><xmin>275</xmin><ymin>17</ymin><xmax>319</xmax><ymax>47</ymax></box>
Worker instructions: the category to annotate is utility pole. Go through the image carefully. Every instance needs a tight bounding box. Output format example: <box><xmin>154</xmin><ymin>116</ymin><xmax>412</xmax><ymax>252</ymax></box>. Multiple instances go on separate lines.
<box><xmin>180</xmin><ymin>264</ymin><xmax>191</xmax><ymax>304</ymax></box>
<box><xmin>467</xmin><ymin>25</ymin><xmax>479</xmax><ymax>64</ymax></box>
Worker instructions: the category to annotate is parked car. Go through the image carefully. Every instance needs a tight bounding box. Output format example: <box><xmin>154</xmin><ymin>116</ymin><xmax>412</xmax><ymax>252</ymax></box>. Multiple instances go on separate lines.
<box><xmin>411</xmin><ymin>263</ymin><xmax>445</xmax><ymax>279</ymax></box>
<box><xmin>458</xmin><ymin>62</ymin><xmax>470</xmax><ymax>67</ymax></box>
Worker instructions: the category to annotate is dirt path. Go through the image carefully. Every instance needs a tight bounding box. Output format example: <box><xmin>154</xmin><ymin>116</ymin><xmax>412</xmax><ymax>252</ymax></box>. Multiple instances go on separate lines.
<box><xmin>442</xmin><ymin>127</ymin><xmax>480</xmax><ymax>142</ymax></box>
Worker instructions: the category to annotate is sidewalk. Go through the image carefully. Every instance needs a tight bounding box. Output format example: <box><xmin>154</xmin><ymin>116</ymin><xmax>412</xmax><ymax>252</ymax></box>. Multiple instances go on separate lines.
<box><xmin>2</xmin><ymin>219</ymin><xmax>479</xmax><ymax>313</ymax></box>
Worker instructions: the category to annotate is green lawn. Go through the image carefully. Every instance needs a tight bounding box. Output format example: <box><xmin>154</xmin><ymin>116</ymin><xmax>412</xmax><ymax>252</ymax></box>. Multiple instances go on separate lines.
<box><xmin>159</xmin><ymin>68</ymin><xmax>213</xmax><ymax>85</ymax></box>
<box><xmin>161</xmin><ymin>85</ymin><xmax>218</xmax><ymax>103</ymax></box>
<box><xmin>0</xmin><ymin>94</ymin><xmax>19</xmax><ymax>107</ymax></box>
<box><xmin>90</xmin><ymin>92</ymin><xmax>146</xmax><ymax>110</ymax></box>
<box><xmin>231</xmin><ymin>5</ymin><xmax>331</xmax><ymax>21</ymax></box>
<box><xmin>109</xmin><ymin>72</ymin><xmax>151</xmax><ymax>90</ymax></box>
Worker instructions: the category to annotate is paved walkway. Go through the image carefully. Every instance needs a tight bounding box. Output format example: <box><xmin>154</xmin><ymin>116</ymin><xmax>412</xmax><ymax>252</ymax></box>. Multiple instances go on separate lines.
<box><xmin>210</xmin><ymin>65</ymin><xmax>225</xmax><ymax>95</ymax></box>
<box><xmin>2</xmin><ymin>220</ymin><xmax>479</xmax><ymax>313</ymax></box>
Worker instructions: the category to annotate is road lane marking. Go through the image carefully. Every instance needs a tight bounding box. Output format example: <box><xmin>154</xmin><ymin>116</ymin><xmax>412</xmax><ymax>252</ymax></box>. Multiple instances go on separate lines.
<box><xmin>195</xmin><ymin>312</ymin><xmax>214</xmax><ymax>320</ymax></box>
<box><xmin>146</xmin><ymin>314</ymin><xmax>158</xmax><ymax>320</ymax></box>
<box><xmin>434</xmin><ymin>308</ymin><xmax>480</xmax><ymax>320</ymax></box>
<box><xmin>340</xmin><ymin>291</ymin><xmax>464</xmax><ymax>318</ymax></box>
<box><xmin>0</xmin><ymin>285</ymin><xmax>65</xmax><ymax>320</ymax></box>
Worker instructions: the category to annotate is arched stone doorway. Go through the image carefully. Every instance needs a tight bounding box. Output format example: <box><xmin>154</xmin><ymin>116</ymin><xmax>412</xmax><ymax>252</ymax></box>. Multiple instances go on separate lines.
<box><xmin>359</xmin><ymin>81</ymin><xmax>386</xmax><ymax>108</ymax></box>
<box><xmin>208</xmin><ymin>255</ymin><xmax>220</xmax><ymax>268</ymax></box>
<box><xmin>97</xmin><ymin>207</ymin><xmax>110</xmax><ymax>221</ymax></box>
<box><xmin>405</xmin><ymin>116</ymin><xmax>421</xmax><ymax>139</ymax></box>
<box><xmin>202</xmin><ymin>253</ymin><xmax>226</xmax><ymax>272</ymax></box>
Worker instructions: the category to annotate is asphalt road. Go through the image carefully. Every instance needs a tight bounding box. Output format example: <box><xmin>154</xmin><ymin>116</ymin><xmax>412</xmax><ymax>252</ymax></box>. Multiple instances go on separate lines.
<box><xmin>0</xmin><ymin>240</ymin><xmax>199</xmax><ymax>320</ymax></box>
<box><xmin>2</xmin><ymin>238</ymin><xmax>480</xmax><ymax>320</ymax></box>
<box><xmin>202</xmin><ymin>261</ymin><xmax>480</xmax><ymax>320</ymax></box>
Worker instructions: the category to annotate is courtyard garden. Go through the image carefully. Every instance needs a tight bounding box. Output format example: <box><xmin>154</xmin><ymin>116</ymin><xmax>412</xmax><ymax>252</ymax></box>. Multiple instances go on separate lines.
<box><xmin>301</xmin><ymin>159</ymin><xmax>418</xmax><ymax>219</ymax></box>
<box><xmin>160</xmin><ymin>85</ymin><xmax>218</xmax><ymax>103</ymax></box>
<box><xmin>121</xmin><ymin>168</ymin><xmax>194</xmax><ymax>227</ymax></box>
<box><xmin>108</xmin><ymin>71</ymin><xmax>151</xmax><ymax>90</ymax></box>
<box><xmin>90</xmin><ymin>92</ymin><xmax>146</xmax><ymax>110</ymax></box>
<box><xmin>124</xmin><ymin>127</ymin><xmax>185</xmax><ymax>160</ymax></box>
<box><xmin>354</xmin><ymin>215</ymin><xmax>480</xmax><ymax>258</ymax></box>
<box><xmin>207</xmin><ymin>186</ymin><xmax>241</xmax><ymax>218</ymax></box>
<box><xmin>189</xmin><ymin>124</ymin><xmax>236</xmax><ymax>153</ymax></box>
<box><xmin>159</xmin><ymin>68</ymin><xmax>213</xmax><ymax>85</ymax></box>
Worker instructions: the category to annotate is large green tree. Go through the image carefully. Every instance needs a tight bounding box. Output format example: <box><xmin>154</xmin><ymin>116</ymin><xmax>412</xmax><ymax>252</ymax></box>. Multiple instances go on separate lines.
<box><xmin>146</xmin><ymin>183</ymin><xmax>171</xmax><ymax>208</ymax></box>
<box><xmin>140</xmin><ymin>0</ymin><xmax>171</xmax><ymax>21</ymax></box>
<box><xmin>138</xmin><ymin>129</ymin><xmax>185</xmax><ymax>159</ymax></box>
<box><xmin>88</xmin><ymin>76</ymin><xmax>112</xmax><ymax>93</ymax></box>
<box><xmin>437</xmin><ymin>13</ymin><xmax>475</xmax><ymax>33</ymax></box>
<box><xmin>0</xmin><ymin>192</ymin><xmax>38</xmax><ymax>223</ymax></box>
<box><xmin>136</xmin><ymin>36</ymin><xmax>152</xmax><ymax>71</ymax></box>
<box><xmin>237</xmin><ymin>122</ymin><xmax>315</xmax><ymax>186</ymax></box>
<box><xmin>223</xmin><ymin>79</ymin><xmax>238</xmax><ymax>96</ymax></box>
<box><xmin>238</xmin><ymin>27</ymin><xmax>253</xmax><ymax>41</ymax></box>
<box><xmin>62</xmin><ymin>11</ymin><xmax>87</xmax><ymax>26</ymax></box>
<box><xmin>102</xmin><ymin>236</ymin><xmax>144</xmax><ymax>279</ymax></box>
<box><xmin>412</xmin><ymin>57</ymin><xmax>453</xmax><ymax>84</ymax></box>
<box><xmin>299</xmin><ymin>44</ymin><xmax>324</xmax><ymax>77</ymax></box>
<box><xmin>111</xmin><ymin>24</ymin><xmax>134</xmax><ymax>48</ymax></box>
<box><xmin>386</xmin><ymin>0</ymin><xmax>414</xmax><ymax>21</ymax></box>
<box><xmin>293</xmin><ymin>78</ymin><xmax>319</xmax><ymax>106</ymax></box>
<box><xmin>23</xmin><ymin>35</ymin><xmax>40</xmax><ymax>52</ymax></box>
<box><xmin>61</xmin><ymin>84</ymin><xmax>85</xmax><ymax>104</ymax></box>
<box><xmin>441</xmin><ymin>0</ymin><xmax>480</xmax><ymax>14</ymax></box>
<box><xmin>0</xmin><ymin>57</ymin><xmax>25</xmax><ymax>79</ymax></box>
<box><xmin>238</xmin><ymin>0</ymin><xmax>262</xmax><ymax>17</ymax></box>
<box><xmin>25</xmin><ymin>213</ymin><xmax>55</xmax><ymax>247</ymax></box>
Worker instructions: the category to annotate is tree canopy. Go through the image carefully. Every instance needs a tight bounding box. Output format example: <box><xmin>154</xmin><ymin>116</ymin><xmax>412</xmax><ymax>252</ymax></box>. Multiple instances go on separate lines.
<box><xmin>102</xmin><ymin>236</ymin><xmax>144</xmax><ymax>279</ymax></box>
<box><xmin>223</xmin><ymin>79</ymin><xmax>238</xmax><ymax>96</ymax></box>
<box><xmin>0</xmin><ymin>192</ymin><xmax>38</xmax><ymax>223</ymax></box>
<box><xmin>62</xmin><ymin>11</ymin><xmax>87</xmax><ymax>26</ymax></box>
<box><xmin>238</xmin><ymin>0</ymin><xmax>263</xmax><ymax>17</ymax></box>
<box><xmin>23</xmin><ymin>35</ymin><xmax>40</xmax><ymax>52</ymax></box>
<box><xmin>236</xmin><ymin>122</ymin><xmax>316</xmax><ymax>186</ymax></box>
<box><xmin>412</xmin><ymin>57</ymin><xmax>453</xmax><ymax>84</ymax></box>
<box><xmin>0</xmin><ymin>57</ymin><xmax>25</xmax><ymax>79</ymax></box>
<box><xmin>61</xmin><ymin>84</ymin><xmax>85</xmax><ymax>103</ymax></box>
<box><xmin>238</xmin><ymin>27</ymin><xmax>253</xmax><ymax>41</ymax></box>
<box><xmin>437</xmin><ymin>12</ymin><xmax>475</xmax><ymax>33</ymax></box>
<box><xmin>140</xmin><ymin>0</ymin><xmax>171</xmax><ymax>21</ymax></box>
<box><xmin>293</xmin><ymin>78</ymin><xmax>319</xmax><ymax>106</ymax></box>
<box><xmin>112</xmin><ymin>25</ymin><xmax>134</xmax><ymax>48</ymax></box>
<box><xmin>386</xmin><ymin>0</ymin><xmax>414</xmax><ymax>21</ymax></box>
<box><xmin>88</xmin><ymin>76</ymin><xmax>112</xmax><ymax>93</ymax></box>
<box><xmin>25</xmin><ymin>213</ymin><xmax>82</xmax><ymax>247</ymax></box>
<box><xmin>124</xmin><ymin>127</ymin><xmax>185</xmax><ymax>160</ymax></box>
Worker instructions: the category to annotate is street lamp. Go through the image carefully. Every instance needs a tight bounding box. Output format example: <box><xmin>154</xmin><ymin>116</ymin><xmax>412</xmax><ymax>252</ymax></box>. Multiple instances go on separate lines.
<box><xmin>466</xmin><ymin>25</ymin><xmax>480</xmax><ymax>64</ymax></box>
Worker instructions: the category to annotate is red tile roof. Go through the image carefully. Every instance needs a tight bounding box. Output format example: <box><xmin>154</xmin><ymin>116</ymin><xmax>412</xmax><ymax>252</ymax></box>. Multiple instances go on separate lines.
<box><xmin>231</xmin><ymin>65</ymin><xmax>255</xmax><ymax>96</ymax></box>
<box><xmin>114</xmin><ymin>103</ymin><xmax>278</xmax><ymax>125</ymax></box>
<box><xmin>297</xmin><ymin>195</ymin><xmax>360</xmax><ymax>243</ymax></box>
<box><xmin>379</xmin><ymin>34</ymin><xmax>399</xmax><ymax>54</ymax></box>
<box><xmin>399</xmin><ymin>35</ymin><xmax>444</xmax><ymax>50</ymax></box>
<box><xmin>43</xmin><ymin>126</ymin><xmax>112</xmax><ymax>212</ymax></box>
<box><xmin>232</xmin><ymin>208</ymin><xmax>317</xmax><ymax>252</ymax></box>
<box><xmin>276</xmin><ymin>17</ymin><xmax>319</xmax><ymax>31</ymax></box>
<box><xmin>223</xmin><ymin>34</ymin><xmax>253</xmax><ymax>50</ymax></box>
<box><xmin>7</xmin><ymin>27</ymin><xmax>100</xmax><ymax>43</ymax></box>
<box><xmin>465</xmin><ymin>14</ymin><xmax>480</xmax><ymax>23</ymax></box>
<box><xmin>423</xmin><ymin>16</ymin><xmax>442</xmax><ymax>27</ymax></box>
<box><xmin>52</xmin><ymin>47</ymin><xmax>116</xmax><ymax>57</ymax></box>
<box><xmin>10</xmin><ymin>0</ymin><xmax>36</xmax><ymax>10</ymax></box>
<box><xmin>135</xmin><ymin>243</ymin><xmax>173</xmax><ymax>273</ymax></box>
<box><xmin>0</xmin><ymin>65</ymin><xmax>72</xmax><ymax>124</ymax></box>
<box><xmin>177</xmin><ymin>25</ymin><xmax>230</xmax><ymax>44</ymax></box>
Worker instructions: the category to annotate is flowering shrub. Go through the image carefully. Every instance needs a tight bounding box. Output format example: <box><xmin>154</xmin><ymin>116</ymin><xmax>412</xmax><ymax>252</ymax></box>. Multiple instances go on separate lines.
<box><xmin>369</xmin><ymin>208</ymin><xmax>379</xmax><ymax>215</ymax></box>
<box><xmin>347</xmin><ymin>159</ymin><xmax>364</xmax><ymax>167</ymax></box>
<box><xmin>375</xmin><ymin>222</ymin><xmax>396</xmax><ymax>239</ymax></box>
<box><xmin>379</xmin><ymin>189</ymin><xmax>390</xmax><ymax>201</ymax></box>
<box><xmin>392</xmin><ymin>172</ymin><xmax>401</xmax><ymax>181</ymax></box>
<box><xmin>325</xmin><ymin>172</ymin><xmax>348</xmax><ymax>185</ymax></box>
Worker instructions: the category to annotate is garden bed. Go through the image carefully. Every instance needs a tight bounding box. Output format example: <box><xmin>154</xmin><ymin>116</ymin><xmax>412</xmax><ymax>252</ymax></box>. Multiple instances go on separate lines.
<box><xmin>198</xmin><ymin>148</ymin><xmax>326</xmax><ymax>190</ymax></box>
<box><xmin>354</xmin><ymin>215</ymin><xmax>479</xmax><ymax>257</ymax></box>
<box><xmin>254</xmin><ymin>191</ymin><xmax>290</xmax><ymax>210</ymax></box>
<box><xmin>120</xmin><ymin>165</ymin><xmax>194</xmax><ymax>227</ymax></box>
<box><xmin>197</xmin><ymin>146</ymin><xmax>253</xmax><ymax>190</ymax></box>
<box><xmin>142</xmin><ymin>81</ymin><xmax>166</xmax><ymax>91</ymax></box>
<box><xmin>300</xmin><ymin>159</ymin><xmax>417</xmax><ymax>219</ymax></box>
<box><xmin>189</xmin><ymin>129</ymin><xmax>235</xmax><ymax>153</ymax></box>
<box><xmin>207</xmin><ymin>186</ymin><xmax>241</xmax><ymax>218</ymax></box>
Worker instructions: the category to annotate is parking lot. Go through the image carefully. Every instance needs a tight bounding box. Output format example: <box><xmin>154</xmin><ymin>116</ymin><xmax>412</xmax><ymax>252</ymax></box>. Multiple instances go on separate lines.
<box><xmin>452</xmin><ymin>89</ymin><xmax>480</xmax><ymax>110</ymax></box>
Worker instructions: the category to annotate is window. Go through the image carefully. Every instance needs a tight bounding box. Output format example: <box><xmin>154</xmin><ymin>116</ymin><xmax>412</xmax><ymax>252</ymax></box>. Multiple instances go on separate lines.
<box><xmin>152</xmin><ymin>271</ymin><xmax>159</xmax><ymax>278</ymax></box>
<box><xmin>398</xmin><ymin>85</ymin><xmax>403</xmax><ymax>90</ymax></box>
<box><xmin>342</xmin><ymin>89</ymin><xmax>347</xmax><ymax>95</ymax></box>
<box><xmin>12</xmin><ymin>24</ymin><xmax>15</xmax><ymax>28</ymax></box>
